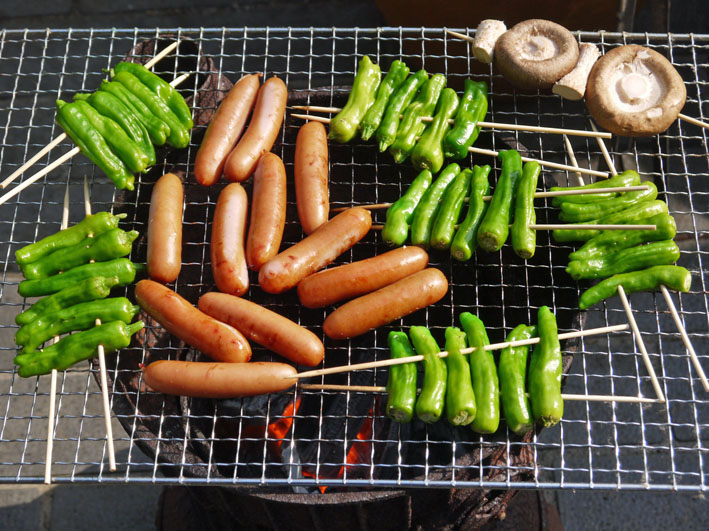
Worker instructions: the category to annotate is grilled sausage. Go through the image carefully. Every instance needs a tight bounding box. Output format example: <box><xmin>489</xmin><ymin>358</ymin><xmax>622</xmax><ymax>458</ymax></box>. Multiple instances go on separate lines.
<box><xmin>194</xmin><ymin>73</ymin><xmax>260</xmax><ymax>186</ymax></box>
<box><xmin>143</xmin><ymin>360</ymin><xmax>296</xmax><ymax>398</ymax></box>
<box><xmin>147</xmin><ymin>172</ymin><xmax>183</xmax><ymax>283</ymax></box>
<box><xmin>297</xmin><ymin>246</ymin><xmax>429</xmax><ymax>308</ymax></box>
<box><xmin>258</xmin><ymin>207</ymin><xmax>372</xmax><ymax>294</ymax></box>
<box><xmin>223</xmin><ymin>76</ymin><xmax>288</xmax><ymax>182</ymax></box>
<box><xmin>294</xmin><ymin>121</ymin><xmax>329</xmax><ymax>234</ymax></box>
<box><xmin>212</xmin><ymin>182</ymin><xmax>249</xmax><ymax>296</ymax></box>
<box><xmin>135</xmin><ymin>279</ymin><xmax>251</xmax><ymax>363</ymax></box>
<box><xmin>245</xmin><ymin>153</ymin><xmax>287</xmax><ymax>271</ymax></box>
<box><xmin>199</xmin><ymin>292</ymin><xmax>324</xmax><ymax>367</ymax></box>
<box><xmin>323</xmin><ymin>268</ymin><xmax>449</xmax><ymax>339</ymax></box>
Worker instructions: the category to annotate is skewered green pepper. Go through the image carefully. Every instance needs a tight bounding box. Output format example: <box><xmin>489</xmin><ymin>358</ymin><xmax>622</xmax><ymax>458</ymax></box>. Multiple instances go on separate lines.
<box><xmin>443</xmin><ymin>80</ymin><xmax>488</xmax><ymax>160</ymax></box>
<box><xmin>21</xmin><ymin>228</ymin><xmax>138</xmax><ymax>280</ymax></box>
<box><xmin>528</xmin><ymin>306</ymin><xmax>563</xmax><ymax>428</ymax></box>
<box><xmin>385</xmin><ymin>331</ymin><xmax>418</xmax><ymax>423</ymax></box>
<box><xmin>55</xmin><ymin>100</ymin><xmax>135</xmax><ymax>191</ymax></box>
<box><xmin>460</xmin><ymin>313</ymin><xmax>499</xmax><ymax>434</ymax></box>
<box><xmin>382</xmin><ymin>169</ymin><xmax>433</xmax><ymax>247</ymax></box>
<box><xmin>566</xmin><ymin>240</ymin><xmax>680</xmax><ymax>280</ymax></box>
<box><xmin>410</xmin><ymin>326</ymin><xmax>447</xmax><ymax>423</ymax></box>
<box><xmin>113</xmin><ymin>61</ymin><xmax>193</xmax><ymax>131</ymax></box>
<box><xmin>550</xmin><ymin>170</ymin><xmax>641</xmax><ymax>206</ymax></box>
<box><xmin>499</xmin><ymin>324</ymin><xmax>536</xmax><ymax>435</ymax></box>
<box><xmin>15</xmin><ymin>212</ymin><xmax>126</xmax><ymax>265</ymax></box>
<box><xmin>477</xmin><ymin>149</ymin><xmax>523</xmax><ymax>252</ymax></box>
<box><xmin>450</xmin><ymin>165</ymin><xmax>491</xmax><ymax>261</ymax></box>
<box><xmin>444</xmin><ymin>326</ymin><xmax>476</xmax><ymax>426</ymax></box>
<box><xmin>552</xmin><ymin>200</ymin><xmax>669</xmax><ymax>243</ymax></box>
<box><xmin>16</xmin><ymin>297</ymin><xmax>140</xmax><ymax>353</ymax></box>
<box><xmin>329</xmin><ymin>55</ymin><xmax>381</xmax><ymax>143</ymax></box>
<box><xmin>578</xmin><ymin>265</ymin><xmax>692</xmax><ymax>310</ymax></box>
<box><xmin>376</xmin><ymin>69</ymin><xmax>428</xmax><ymax>152</ymax></box>
<box><xmin>558</xmin><ymin>181</ymin><xmax>658</xmax><ymax>223</ymax></box>
<box><xmin>511</xmin><ymin>161</ymin><xmax>541</xmax><ymax>259</ymax></box>
<box><xmin>360</xmin><ymin>60</ymin><xmax>409</xmax><ymax>141</ymax></box>
<box><xmin>14</xmin><ymin>320</ymin><xmax>143</xmax><ymax>378</ymax></box>
<box><xmin>569</xmin><ymin>213</ymin><xmax>676</xmax><ymax>261</ymax></box>
<box><xmin>429</xmin><ymin>168</ymin><xmax>471</xmax><ymax>250</ymax></box>
<box><xmin>19</xmin><ymin>258</ymin><xmax>142</xmax><ymax>298</ymax></box>
<box><xmin>411</xmin><ymin>88</ymin><xmax>459</xmax><ymax>173</ymax></box>
<box><xmin>410</xmin><ymin>163</ymin><xmax>460</xmax><ymax>248</ymax></box>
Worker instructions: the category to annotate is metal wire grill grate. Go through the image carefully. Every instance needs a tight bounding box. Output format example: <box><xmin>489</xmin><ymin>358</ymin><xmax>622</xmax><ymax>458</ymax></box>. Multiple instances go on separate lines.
<box><xmin>0</xmin><ymin>27</ymin><xmax>707</xmax><ymax>490</ymax></box>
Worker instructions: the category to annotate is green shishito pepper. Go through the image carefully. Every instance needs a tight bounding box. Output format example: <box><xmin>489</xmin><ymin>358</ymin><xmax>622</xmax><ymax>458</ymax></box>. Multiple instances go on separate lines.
<box><xmin>113</xmin><ymin>70</ymin><xmax>190</xmax><ymax>148</ymax></box>
<box><xmin>382</xmin><ymin>169</ymin><xmax>433</xmax><ymax>247</ymax></box>
<box><xmin>429</xmin><ymin>168</ymin><xmax>471</xmax><ymax>250</ymax></box>
<box><xmin>15</xmin><ymin>211</ymin><xmax>126</xmax><ymax>265</ymax></box>
<box><xmin>558</xmin><ymin>181</ymin><xmax>658</xmax><ymax>223</ymax></box>
<box><xmin>477</xmin><ymin>149</ymin><xmax>523</xmax><ymax>253</ymax></box>
<box><xmin>411</xmin><ymin>88</ymin><xmax>459</xmax><ymax>173</ymax></box>
<box><xmin>569</xmin><ymin>213</ymin><xmax>676</xmax><ymax>261</ymax></box>
<box><xmin>552</xmin><ymin>200</ymin><xmax>669</xmax><ymax>243</ymax></box>
<box><xmin>14</xmin><ymin>320</ymin><xmax>143</xmax><ymax>378</ymax></box>
<box><xmin>19</xmin><ymin>258</ymin><xmax>142</xmax><ymax>298</ymax></box>
<box><xmin>376</xmin><ymin>69</ymin><xmax>428</xmax><ymax>152</ymax></box>
<box><xmin>20</xmin><ymin>228</ymin><xmax>139</xmax><ymax>280</ymax></box>
<box><xmin>550</xmin><ymin>170</ymin><xmax>641</xmax><ymax>207</ymax></box>
<box><xmin>444</xmin><ymin>326</ymin><xmax>476</xmax><ymax>426</ymax></box>
<box><xmin>69</xmin><ymin>100</ymin><xmax>150</xmax><ymax>174</ymax></box>
<box><xmin>389</xmin><ymin>74</ymin><xmax>446</xmax><ymax>163</ymax></box>
<box><xmin>55</xmin><ymin>100</ymin><xmax>135</xmax><ymax>191</ymax></box>
<box><xmin>360</xmin><ymin>60</ymin><xmax>410</xmax><ymax>141</ymax></box>
<box><xmin>15</xmin><ymin>276</ymin><xmax>120</xmax><ymax>326</ymax></box>
<box><xmin>566</xmin><ymin>240</ymin><xmax>680</xmax><ymax>281</ymax></box>
<box><xmin>451</xmin><ymin>165</ymin><xmax>491</xmax><ymax>261</ymax></box>
<box><xmin>113</xmin><ymin>61</ymin><xmax>194</xmax><ymax>131</ymax></box>
<box><xmin>410</xmin><ymin>326</ymin><xmax>446</xmax><ymax>423</ymax></box>
<box><xmin>410</xmin><ymin>163</ymin><xmax>460</xmax><ymax>248</ymax></box>
<box><xmin>579</xmin><ymin>265</ymin><xmax>692</xmax><ymax>310</ymax></box>
<box><xmin>443</xmin><ymin>80</ymin><xmax>488</xmax><ymax>160</ymax></box>
<box><xmin>528</xmin><ymin>306</ymin><xmax>563</xmax><ymax>428</ymax></box>
<box><xmin>16</xmin><ymin>297</ymin><xmax>140</xmax><ymax>353</ymax></box>
<box><xmin>74</xmin><ymin>90</ymin><xmax>156</xmax><ymax>167</ymax></box>
<box><xmin>460</xmin><ymin>312</ymin><xmax>499</xmax><ymax>434</ymax></box>
<box><xmin>329</xmin><ymin>55</ymin><xmax>381</xmax><ymax>143</ymax></box>
<box><xmin>511</xmin><ymin>161</ymin><xmax>541</xmax><ymax>259</ymax></box>
<box><xmin>385</xmin><ymin>331</ymin><xmax>418</xmax><ymax>423</ymax></box>
<box><xmin>499</xmin><ymin>324</ymin><xmax>536</xmax><ymax>435</ymax></box>
<box><xmin>98</xmin><ymin>80</ymin><xmax>169</xmax><ymax>146</ymax></box>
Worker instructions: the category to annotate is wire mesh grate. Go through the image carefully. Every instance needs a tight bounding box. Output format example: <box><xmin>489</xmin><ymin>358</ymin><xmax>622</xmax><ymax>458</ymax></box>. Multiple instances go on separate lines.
<box><xmin>0</xmin><ymin>27</ymin><xmax>707</xmax><ymax>490</ymax></box>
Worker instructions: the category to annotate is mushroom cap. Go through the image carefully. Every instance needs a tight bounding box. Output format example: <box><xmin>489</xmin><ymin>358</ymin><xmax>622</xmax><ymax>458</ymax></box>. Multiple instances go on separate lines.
<box><xmin>494</xmin><ymin>19</ymin><xmax>579</xmax><ymax>90</ymax></box>
<box><xmin>586</xmin><ymin>44</ymin><xmax>686</xmax><ymax>137</ymax></box>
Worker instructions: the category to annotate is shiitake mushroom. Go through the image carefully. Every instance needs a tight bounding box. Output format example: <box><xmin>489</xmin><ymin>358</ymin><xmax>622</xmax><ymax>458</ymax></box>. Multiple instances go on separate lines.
<box><xmin>585</xmin><ymin>44</ymin><xmax>686</xmax><ymax>137</ymax></box>
<box><xmin>494</xmin><ymin>19</ymin><xmax>579</xmax><ymax>90</ymax></box>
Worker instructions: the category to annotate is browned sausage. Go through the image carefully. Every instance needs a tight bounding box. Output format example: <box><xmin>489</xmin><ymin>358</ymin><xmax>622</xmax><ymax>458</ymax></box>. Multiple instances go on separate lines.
<box><xmin>294</xmin><ymin>121</ymin><xmax>329</xmax><ymax>234</ymax></box>
<box><xmin>147</xmin><ymin>172</ymin><xmax>183</xmax><ymax>283</ymax></box>
<box><xmin>297</xmin><ymin>246</ymin><xmax>429</xmax><ymax>309</ymax></box>
<box><xmin>223</xmin><ymin>76</ymin><xmax>288</xmax><ymax>182</ymax></box>
<box><xmin>143</xmin><ymin>360</ymin><xmax>296</xmax><ymax>398</ymax></box>
<box><xmin>258</xmin><ymin>207</ymin><xmax>372</xmax><ymax>294</ymax></box>
<box><xmin>194</xmin><ymin>74</ymin><xmax>260</xmax><ymax>186</ymax></box>
<box><xmin>199</xmin><ymin>292</ymin><xmax>324</xmax><ymax>367</ymax></box>
<box><xmin>135</xmin><ymin>279</ymin><xmax>251</xmax><ymax>363</ymax></box>
<box><xmin>211</xmin><ymin>182</ymin><xmax>249</xmax><ymax>296</ymax></box>
<box><xmin>245</xmin><ymin>153</ymin><xmax>286</xmax><ymax>271</ymax></box>
<box><xmin>322</xmin><ymin>268</ymin><xmax>449</xmax><ymax>340</ymax></box>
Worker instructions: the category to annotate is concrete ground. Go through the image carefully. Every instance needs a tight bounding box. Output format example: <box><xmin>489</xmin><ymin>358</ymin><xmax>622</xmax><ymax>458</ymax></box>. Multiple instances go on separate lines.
<box><xmin>1</xmin><ymin>1</ymin><xmax>708</xmax><ymax>530</ymax></box>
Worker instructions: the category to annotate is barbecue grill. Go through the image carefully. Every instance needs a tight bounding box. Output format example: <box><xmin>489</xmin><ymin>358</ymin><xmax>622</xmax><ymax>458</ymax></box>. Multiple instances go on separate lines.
<box><xmin>0</xmin><ymin>28</ymin><xmax>707</xmax><ymax>496</ymax></box>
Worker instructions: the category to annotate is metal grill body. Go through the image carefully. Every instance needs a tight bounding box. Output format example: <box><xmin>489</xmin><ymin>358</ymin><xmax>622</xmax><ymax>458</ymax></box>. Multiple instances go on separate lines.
<box><xmin>0</xmin><ymin>28</ymin><xmax>707</xmax><ymax>491</ymax></box>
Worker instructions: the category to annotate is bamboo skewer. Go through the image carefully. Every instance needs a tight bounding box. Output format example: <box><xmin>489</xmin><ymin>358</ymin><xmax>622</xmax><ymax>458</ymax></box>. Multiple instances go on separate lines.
<box><xmin>293</xmin><ymin>324</ymin><xmax>629</xmax><ymax>379</ymax></box>
<box><xmin>563</xmin><ymin>134</ymin><xmax>585</xmax><ymax>186</ymax></box>
<box><xmin>290</xmin><ymin>107</ymin><xmax>613</xmax><ymax>139</ymax></box>
<box><xmin>369</xmin><ymin>223</ymin><xmax>656</xmax><ymax>231</ymax></box>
